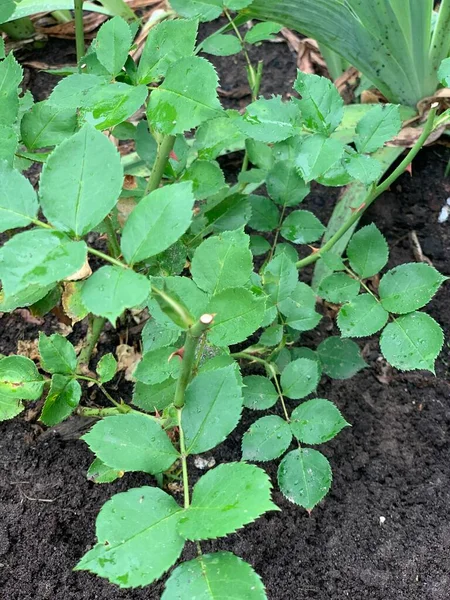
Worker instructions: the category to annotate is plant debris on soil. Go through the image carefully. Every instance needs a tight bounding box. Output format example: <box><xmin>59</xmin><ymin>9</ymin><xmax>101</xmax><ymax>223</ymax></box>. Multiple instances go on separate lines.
<box><xmin>1</xmin><ymin>19</ymin><xmax>450</xmax><ymax>600</ymax></box>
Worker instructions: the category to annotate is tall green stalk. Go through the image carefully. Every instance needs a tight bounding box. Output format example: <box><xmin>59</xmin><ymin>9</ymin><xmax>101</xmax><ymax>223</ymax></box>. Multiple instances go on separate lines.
<box><xmin>74</xmin><ymin>0</ymin><xmax>85</xmax><ymax>63</ymax></box>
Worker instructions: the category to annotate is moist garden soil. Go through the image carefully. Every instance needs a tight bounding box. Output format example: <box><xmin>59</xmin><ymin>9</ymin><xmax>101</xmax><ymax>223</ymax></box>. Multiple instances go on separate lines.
<box><xmin>1</xmin><ymin>21</ymin><xmax>450</xmax><ymax>600</ymax></box>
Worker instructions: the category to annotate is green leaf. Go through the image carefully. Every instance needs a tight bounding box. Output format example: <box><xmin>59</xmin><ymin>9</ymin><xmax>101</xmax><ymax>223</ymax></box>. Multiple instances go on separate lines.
<box><xmin>241</xmin><ymin>372</ymin><xmax>279</xmax><ymax>409</ymax></box>
<box><xmin>147</xmin><ymin>56</ymin><xmax>222</xmax><ymax>135</ymax></box>
<box><xmin>170</xmin><ymin>0</ymin><xmax>251</xmax><ymax>21</ymax></box>
<box><xmin>347</xmin><ymin>223</ymin><xmax>388</xmax><ymax>278</ymax></box>
<box><xmin>40</xmin><ymin>375</ymin><xmax>81</xmax><ymax>426</ymax></box>
<box><xmin>280</xmin><ymin>357</ymin><xmax>320</xmax><ymax>400</ymax></box>
<box><xmin>295</xmin><ymin>135</ymin><xmax>345</xmax><ymax>182</ymax></box>
<box><xmin>244</xmin><ymin>21</ymin><xmax>282</xmax><ymax>44</ymax></box>
<box><xmin>180</xmin><ymin>159</ymin><xmax>225</xmax><ymax>200</ymax></box>
<box><xmin>202</xmin><ymin>33</ymin><xmax>241</xmax><ymax>56</ymax></box>
<box><xmin>280</xmin><ymin>210</ymin><xmax>325</xmax><ymax>244</ymax></box>
<box><xmin>138</xmin><ymin>19</ymin><xmax>198</xmax><ymax>83</ymax></box>
<box><xmin>182</xmin><ymin>365</ymin><xmax>243</xmax><ymax>454</ymax></box>
<box><xmin>263</xmin><ymin>253</ymin><xmax>298</xmax><ymax>306</ymax></box>
<box><xmin>94</xmin><ymin>16</ymin><xmax>132</xmax><ymax>76</ymax></box>
<box><xmin>0</xmin><ymin>39</ymin><xmax>4</xmax><ymax>59</ymax></box>
<box><xmin>259</xmin><ymin>324</ymin><xmax>283</xmax><ymax>347</ymax></box>
<box><xmin>317</xmin><ymin>273</ymin><xmax>360</xmax><ymax>303</ymax></box>
<box><xmin>317</xmin><ymin>337</ymin><xmax>366</xmax><ymax>379</ymax></box>
<box><xmin>246</xmin><ymin>139</ymin><xmax>273</xmax><ymax>170</ymax></box>
<box><xmin>0</xmin><ymin>53</ymin><xmax>22</xmax><ymax>127</ymax></box>
<box><xmin>248</xmin><ymin>195</ymin><xmax>279</xmax><ymax>231</ymax></box>
<box><xmin>266</xmin><ymin>160</ymin><xmax>310</xmax><ymax>206</ymax></box>
<box><xmin>81</xmin><ymin>266</ymin><xmax>150</xmax><ymax>323</ymax></box>
<box><xmin>0</xmin><ymin>394</ymin><xmax>24</xmax><ymax>421</ymax></box>
<box><xmin>21</xmin><ymin>101</ymin><xmax>78</xmax><ymax>150</ymax></box>
<box><xmin>242</xmin><ymin>415</ymin><xmax>292</xmax><ymax>461</ymax></box>
<box><xmin>355</xmin><ymin>104</ymin><xmax>402</xmax><ymax>154</ymax></box>
<box><xmin>121</xmin><ymin>182</ymin><xmax>194</xmax><ymax>265</ymax></box>
<box><xmin>290</xmin><ymin>398</ymin><xmax>349</xmax><ymax>444</ymax></box>
<box><xmin>0</xmin><ymin>284</ymin><xmax>55</xmax><ymax>313</ymax></box>
<box><xmin>30</xmin><ymin>286</ymin><xmax>62</xmax><ymax>318</ymax></box>
<box><xmin>194</xmin><ymin>111</ymin><xmax>246</xmax><ymax>160</ymax></box>
<box><xmin>294</xmin><ymin>72</ymin><xmax>343</xmax><ymax>134</ymax></box>
<box><xmin>0</xmin><ymin>355</ymin><xmax>44</xmax><ymax>400</ymax></box>
<box><xmin>134</xmin><ymin>346</ymin><xmax>181</xmax><ymax>385</ymax></box>
<box><xmin>142</xmin><ymin>319</ymin><xmax>180</xmax><ymax>353</ymax></box>
<box><xmin>82</xmin><ymin>413</ymin><xmax>179</xmax><ymax>474</ymax></box>
<box><xmin>343</xmin><ymin>153</ymin><xmax>383</xmax><ymax>185</ymax></box>
<box><xmin>0</xmin><ymin>229</ymin><xmax>87</xmax><ymax>296</ymax></box>
<box><xmin>132</xmin><ymin>379</ymin><xmax>177</xmax><ymax>412</ymax></box>
<box><xmin>83</xmin><ymin>83</ymin><xmax>148</xmax><ymax>130</ymax></box>
<box><xmin>439</xmin><ymin>57</ymin><xmax>450</xmax><ymax>86</ymax></box>
<box><xmin>38</xmin><ymin>332</ymin><xmax>77</xmax><ymax>375</ymax></box>
<box><xmin>87</xmin><ymin>457</ymin><xmax>123</xmax><ymax>484</ymax></box>
<box><xmin>39</xmin><ymin>125</ymin><xmax>123</xmax><ymax>237</ymax></box>
<box><xmin>278</xmin><ymin>282</ymin><xmax>321</xmax><ymax>332</ymax></box>
<box><xmin>97</xmin><ymin>353</ymin><xmax>117</xmax><ymax>383</ymax></box>
<box><xmin>206</xmin><ymin>288</ymin><xmax>266</xmax><ymax>346</ymax></box>
<box><xmin>191</xmin><ymin>229</ymin><xmax>253</xmax><ymax>295</ymax></box>
<box><xmin>0</xmin><ymin>125</ymin><xmax>17</xmax><ymax>166</ymax></box>
<box><xmin>150</xmin><ymin>275</ymin><xmax>209</xmax><ymax>323</ymax></box>
<box><xmin>75</xmin><ymin>486</ymin><xmax>184</xmax><ymax>588</ymax></box>
<box><xmin>162</xmin><ymin>552</ymin><xmax>267</xmax><ymax>600</ymax></box>
<box><xmin>236</xmin><ymin>96</ymin><xmax>301</xmax><ymax>143</ymax></box>
<box><xmin>338</xmin><ymin>294</ymin><xmax>389</xmax><ymax>337</ymax></box>
<box><xmin>178</xmin><ymin>462</ymin><xmax>276</xmax><ymax>539</ymax></box>
<box><xmin>278</xmin><ymin>448</ymin><xmax>332</xmax><ymax>510</ymax></box>
<box><xmin>380</xmin><ymin>312</ymin><xmax>444</xmax><ymax>373</ymax></box>
<box><xmin>250</xmin><ymin>235</ymin><xmax>270</xmax><ymax>256</ymax></box>
<box><xmin>379</xmin><ymin>263</ymin><xmax>447</xmax><ymax>314</ymax></box>
<box><xmin>0</xmin><ymin>161</ymin><xmax>38</xmax><ymax>233</ymax></box>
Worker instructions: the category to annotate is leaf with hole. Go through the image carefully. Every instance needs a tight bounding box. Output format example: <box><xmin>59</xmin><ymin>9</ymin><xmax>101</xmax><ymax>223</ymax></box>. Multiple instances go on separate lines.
<box><xmin>178</xmin><ymin>462</ymin><xmax>276</xmax><ymax>539</ymax></box>
<box><xmin>290</xmin><ymin>398</ymin><xmax>349</xmax><ymax>444</ymax></box>
<box><xmin>75</xmin><ymin>486</ymin><xmax>184</xmax><ymax>588</ymax></box>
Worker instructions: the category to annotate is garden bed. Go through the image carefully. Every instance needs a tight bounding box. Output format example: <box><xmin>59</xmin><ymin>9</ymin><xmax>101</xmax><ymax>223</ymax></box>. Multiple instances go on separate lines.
<box><xmin>1</xmin><ymin>24</ymin><xmax>449</xmax><ymax>600</ymax></box>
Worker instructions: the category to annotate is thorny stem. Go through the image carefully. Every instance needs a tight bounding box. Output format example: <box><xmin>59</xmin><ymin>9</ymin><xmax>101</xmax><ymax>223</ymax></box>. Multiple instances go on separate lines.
<box><xmin>173</xmin><ymin>314</ymin><xmax>215</xmax><ymax>409</ymax></box>
<box><xmin>77</xmin><ymin>315</ymin><xmax>106</xmax><ymax>368</ymax></box>
<box><xmin>77</xmin><ymin>406</ymin><xmax>125</xmax><ymax>418</ymax></box>
<box><xmin>74</xmin><ymin>0</ymin><xmax>85</xmax><ymax>64</ymax></box>
<box><xmin>240</xmin><ymin>60</ymin><xmax>264</xmax><ymax>175</ymax></box>
<box><xmin>177</xmin><ymin>408</ymin><xmax>190</xmax><ymax>509</ymax></box>
<box><xmin>295</xmin><ymin>105</ymin><xmax>439</xmax><ymax>270</ymax></box>
<box><xmin>144</xmin><ymin>135</ymin><xmax>176</xmax><ymax>196</ymax></box>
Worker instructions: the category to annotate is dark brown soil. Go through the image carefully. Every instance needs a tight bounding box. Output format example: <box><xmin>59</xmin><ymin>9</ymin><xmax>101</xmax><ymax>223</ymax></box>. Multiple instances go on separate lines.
<box><xmin>1</xmin><ymin>19</ymin><xmax>450</xmax><ymax>600</ymax></box>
